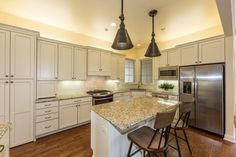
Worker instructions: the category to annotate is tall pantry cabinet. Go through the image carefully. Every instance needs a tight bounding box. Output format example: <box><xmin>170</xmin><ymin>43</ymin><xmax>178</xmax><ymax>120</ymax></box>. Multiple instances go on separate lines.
<box><xmin>0</xmin><ymin>24</ymin><xmax>38</xmax><ymax>147</ymax></box>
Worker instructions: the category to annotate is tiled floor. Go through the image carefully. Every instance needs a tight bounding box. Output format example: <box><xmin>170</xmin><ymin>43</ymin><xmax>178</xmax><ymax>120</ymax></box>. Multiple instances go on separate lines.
<box><xmin>10</xmin><ymin>124</ymin><xmax>236</xmax><ymax>157</ymax></box>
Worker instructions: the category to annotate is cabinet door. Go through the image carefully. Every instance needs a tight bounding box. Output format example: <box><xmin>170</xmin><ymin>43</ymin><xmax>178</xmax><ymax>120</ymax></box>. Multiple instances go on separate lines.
<box><xmin>74</xmin><ymin>47</ymin><xmax>87</xmax><ymax>80</ymax></box>
<box><xmin>0</xmin><ymin>30</ymin><xmax>10</xmax><ymax>80</ymax></box>
<box><xmin>10</xmin><ymin>80</ymin><xmax>33</xmax><ymax>147</ymax></box>
<box><xmin>58</xmin><ymin>44</ymin><xmax>73</xmax><ymax>80</ymax></box>
<box><xmin>118</xmin><ymin>56</ymin><xmax>125</xmax><ymax>80</ymax></box>
<box><xmin>180</xmin><ymin>44</ymin><xmax>198</xmax><ymax>66</ymax></box>
<box><xmin>88</xmin><ymin>49</ymin><xmax>100</xmax><ymax>75</ymax></box>
<box><xmin>0</xmin><ymin>80</ymin><xmax>9</xmax><ymax>124</ymax></box>
<box><xmin>78</xmin><ymin>102</ymin><xmax>91</xmax><ymax>123</ymax></box>
<box><xmin>37</xmin><ymin>81</ymin><xmax>57</xmax><ymax>99</ymax></box>
<box><xmin>110</xmin><ymin>55</ymin><xmax>118</xmax><ymax>80</ymax></box>
<box><xmin>60</xmin><ymin>104</ymin><xmax>78</xmax><ymax>128</ymax></box>
<box><xmin>10</xmin><ymin>32</ymin><xmax>35</xmax><ymax>79</ymax></box>
<box><xmin>159</xmin><ymin>52</ymin><xmax>168</xmax><ymax>67</ymax></box>
<box><xmin>100</xmin><ymin>51</ymin><xmax>111</xmax><ymax>75</ymax></box>
<box><xmin>37</xmin><ymin>40</ymin><xmax>58</xmax><ymax>80</ymax></box>
<box><xmin>168</xmin><ymin>49</ymin><xmax>180</xmax><ymax>66</ymax></box>
<box><xmin>153</xmin><ymin>57</ymin><xmax>159</xmax><ymax>80</ymax></box>
<box><xmin>199</xmin><ymin>38</ymin><xmax>225</xmax><ymax>64</ymax></box>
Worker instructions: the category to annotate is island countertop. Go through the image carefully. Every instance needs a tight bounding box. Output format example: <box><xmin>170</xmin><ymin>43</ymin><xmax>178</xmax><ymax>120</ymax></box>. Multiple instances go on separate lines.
<box><xmin>91</xmin><ymin>96</ymin><xmax>178</xmax><ymax>134</ymax></box>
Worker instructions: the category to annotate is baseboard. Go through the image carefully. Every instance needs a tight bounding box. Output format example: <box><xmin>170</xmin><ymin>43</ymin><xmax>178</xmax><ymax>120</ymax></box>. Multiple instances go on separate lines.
<box><xmin>224</xmin><ymin>134</ymin><xmax>236</xmax><ymax>143</ymax></box>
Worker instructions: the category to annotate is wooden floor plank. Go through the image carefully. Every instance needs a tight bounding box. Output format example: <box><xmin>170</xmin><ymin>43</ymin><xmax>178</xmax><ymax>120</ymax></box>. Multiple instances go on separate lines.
<box><xmin>10</xmin><ymin>124</ymin><xmax>236</xmax><ymax>157</ymax></box>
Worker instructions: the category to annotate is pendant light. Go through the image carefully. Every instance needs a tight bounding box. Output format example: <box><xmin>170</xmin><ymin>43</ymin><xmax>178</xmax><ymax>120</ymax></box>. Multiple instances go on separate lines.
<box><xmin>145</xmin><ymin>10</ymin><xmax>161</xmax><ymax>57</ymax></box>
<box><xmin>112</xmin><ymin>0</ymin><xmax>133</xmax><ymax>50</ymax></box>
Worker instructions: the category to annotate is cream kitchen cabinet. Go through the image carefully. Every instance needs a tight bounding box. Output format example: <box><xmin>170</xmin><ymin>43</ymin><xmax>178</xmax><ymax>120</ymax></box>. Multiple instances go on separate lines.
<box><xmin>59</xmin><ymin>97</ymin><xmax>92</xmax><ymax>129</ymax></box>
<box><xmin>10</xmin><ymin>80</ymin><xmax>34</xmax><ymax>147</ymax></box>
<box><xmin>159</xmin><ymin>48</ymin><xmax>180</xmax><ymax>67</ymax></box>
<box><xmin>131</xmin><ymin>90</ymin><xmax>146</xmax><ymax>98</ymax></box>
<box><xmin>60</xmin><ymin>104</ymin><xmax>78</xmax><ymax>128</ymax></box>
<box><xmin>199</xmin><ymin>38</ymin><xmax>225</xmax><ymax>64</ymax></box>
<box><xmin>159</xmin><ymin>51</ymin><xmax>168</xmax><ymax>67</ymax></box>
<box><xmin>0</xmin><ymin>26</ymin><xmax>37</xmax><ymax>147</ymax></box>
<box><xmin>0</xmin><ymin>80</ymin><xmax>9</xmax><ymax>124</ymax></box>
<box><xmin>180</xmin><ymin>43</ymin><xmax>199</xmax><ymax>66</ymax></box>
<box><xmin>58</xmin><ymin>44</ymin><xmax>74</xmax><ymax>80</ymax></box>
<box><xmin>37</xmin><ymin>40</ymin><xmax>58</xmax><ymax>80</ymax></box>
<box><xmin>37</xmin><ymin>81</ymin><xmax>57</xmax><ymax>99</ymax></box>
<box><xmin>0</xmin><ymin>30</ymin><xmax>10</xmax><ymax>80</ymax></box>
<box><xmin>111</xmin><ymin>54</ymin><xmax>125</xmax><ymax>80</ymax></box>
<box><xmin>10</xmin><ymin>32</ymin><xmax>36</xmax><ymax>80</ymax></box>
<box><xmin>88</xmin><ymin>48</ymin><xmax>111</xmax><ymax>76</ymax></box>
<box><xmin>73</xmin><ymin>47</ymin><xmax>87</xmax><ymax>80</ymax></box>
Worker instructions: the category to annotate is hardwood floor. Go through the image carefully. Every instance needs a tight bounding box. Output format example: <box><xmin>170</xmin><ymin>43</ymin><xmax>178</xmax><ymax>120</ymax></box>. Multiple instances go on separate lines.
<box><xmin>10</xmin><ymin>124</ymin><xmax>236</xmax><ymax>157</ymax></box>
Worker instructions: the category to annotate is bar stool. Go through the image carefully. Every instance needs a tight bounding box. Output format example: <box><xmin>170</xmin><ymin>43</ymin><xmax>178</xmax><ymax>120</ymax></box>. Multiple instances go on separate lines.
<box><xmin>169</xmin><ymin>101</ymin><xmax>194</xmax><ymax>157</ymax></box>
<box><xmin>127</xmin><ymin>107</ymin><xmax>177</xmax><ymax>157</ymax></box>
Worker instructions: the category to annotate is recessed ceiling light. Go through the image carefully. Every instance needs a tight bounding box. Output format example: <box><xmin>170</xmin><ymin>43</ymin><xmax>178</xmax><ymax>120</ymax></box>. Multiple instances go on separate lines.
<box><xmin>137</xmin><ymin>44</ymin><xmax>141</xmax><ymax>47</ymax></box>
<box><xmin>110</xmin><ymin>22</ymin><xmax>117</xmax><ymax>27</ymax></box>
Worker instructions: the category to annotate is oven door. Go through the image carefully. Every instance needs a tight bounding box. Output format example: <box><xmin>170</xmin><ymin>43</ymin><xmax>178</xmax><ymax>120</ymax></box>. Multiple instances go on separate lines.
<box><xmin>158</xmin><ymin>66</ymin><xmax>178</xmax><ymax>80</ymax></box>
<box><xmin>93</xmin><ymin>96</ymin><xmax>113</xmax><ymax>105</ymax></box>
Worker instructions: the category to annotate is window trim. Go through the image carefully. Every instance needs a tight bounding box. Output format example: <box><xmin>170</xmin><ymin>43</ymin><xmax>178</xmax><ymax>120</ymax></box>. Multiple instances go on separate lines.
<box><xmin>125</xmin><ymin>58</ymin><xmax>136</xmax><ymax>84</ymax></box>
<box><xmin>140</xmin><ymin>58</ymin><xmax>154</xmax><ymax>85</ymax></box>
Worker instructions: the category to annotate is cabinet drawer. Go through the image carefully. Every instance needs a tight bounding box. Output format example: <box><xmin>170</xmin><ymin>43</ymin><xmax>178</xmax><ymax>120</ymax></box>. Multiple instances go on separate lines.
<box><xmin>36</xmin><ymin>107</ymin><xmax>58</xmax><ymax>116</ymax></box>
<box><xmin>60</xmin><ymin>97</ymin><xmax>92</xmax><ymax>106</ymax></box>
<box><xmin>36</xmin><ymin>119</ymin><xmax>58</xmax><ymax>135</ymax></box>
<box><xmin>36</xmin><ymin>113</ymin><xmax>58</xmax><ymax>123</ymax></box>
<box><xmin>36</xmin><ymin>101</ymin><xmax>58</xmax><ymax>109</ymax></box>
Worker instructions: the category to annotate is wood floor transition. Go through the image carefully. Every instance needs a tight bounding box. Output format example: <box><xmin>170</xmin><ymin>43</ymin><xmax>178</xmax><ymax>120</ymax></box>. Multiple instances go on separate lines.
<box><xmin>10</xmin><ymin>124</ymin><xmax>236</xmax><ymax>157</ymax></box>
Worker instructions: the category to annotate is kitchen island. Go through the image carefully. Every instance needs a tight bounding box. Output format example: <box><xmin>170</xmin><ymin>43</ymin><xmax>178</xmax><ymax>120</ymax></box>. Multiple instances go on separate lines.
<box><xmin>91</xmin><ymin>96</ymin><xmax>178</xmax><ymax>157</ymax></box>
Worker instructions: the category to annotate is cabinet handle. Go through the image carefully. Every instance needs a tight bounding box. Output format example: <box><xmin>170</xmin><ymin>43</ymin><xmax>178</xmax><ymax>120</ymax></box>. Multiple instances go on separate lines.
<box><xmin>0</xmin><ymin>145</ymin><xmax>4</xmax><ymax>152</ymax></box>
<box><xmin>45</xmin><ymin>110</ymin><xmax>51</xmax><ymax>113</ymax></box>
<box><xmin>44</xmin><ymin>125</ymin><xmax>51</xmax><ymax>129</ymax></box>
<box><xmin>45</xmin><ymin>116</ymin><xmax>52</xmax><ymax>119</ymax></box>
<box><xmin>5</xmin><ymin>75</ymin><xmax>8</xmax><ymax>77</ymax></box>
<box><xmin>5</xmin><ymin>81</ymin><xmax>8</xmax><ymax>84</ymax></box>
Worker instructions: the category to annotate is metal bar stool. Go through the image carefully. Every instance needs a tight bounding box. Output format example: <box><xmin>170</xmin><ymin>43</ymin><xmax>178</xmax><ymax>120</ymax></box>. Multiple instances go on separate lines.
<box><xmin>169</xmin><ymin>101</ymin><xmax>194</xmax><ymax>157</ymax></box>
<box><xmin>127</xmin><ymin>107</ymin><xmax>177</xmax><ymax>157</ymax></box>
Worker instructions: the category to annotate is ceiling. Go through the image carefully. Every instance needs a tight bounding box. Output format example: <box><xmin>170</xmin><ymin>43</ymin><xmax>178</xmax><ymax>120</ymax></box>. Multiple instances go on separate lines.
<box><xmin>0</xmin><ymin>0</ymin><xmax>222</xmax><ymax>46</ymax></box>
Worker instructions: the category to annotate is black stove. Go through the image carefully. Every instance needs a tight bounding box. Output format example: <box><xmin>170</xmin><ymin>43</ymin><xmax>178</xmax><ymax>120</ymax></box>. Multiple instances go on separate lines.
<box><xmin>87</xmin><ymin>90</ymin><xmax>113</xmax><ymax>105</ymax></box>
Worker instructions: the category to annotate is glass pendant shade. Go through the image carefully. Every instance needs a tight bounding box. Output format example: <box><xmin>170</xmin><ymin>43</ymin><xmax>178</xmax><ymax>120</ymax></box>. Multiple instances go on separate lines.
<box><xmin>112</xmin><ymin>0</ymin><xmax>133</xmax><ymax>50</ymax></box>
<box><xmin>145</xmin><ymin>10</ymin><xmax>161</xmax><ymax>57</ymax></box>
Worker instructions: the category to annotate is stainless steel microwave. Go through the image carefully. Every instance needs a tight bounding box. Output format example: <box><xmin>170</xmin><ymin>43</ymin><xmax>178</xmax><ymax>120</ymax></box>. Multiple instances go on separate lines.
<box><xmin>158</xmin><ymin>66</ymin><xmax>178</xmax><ymax>80</ymax></box>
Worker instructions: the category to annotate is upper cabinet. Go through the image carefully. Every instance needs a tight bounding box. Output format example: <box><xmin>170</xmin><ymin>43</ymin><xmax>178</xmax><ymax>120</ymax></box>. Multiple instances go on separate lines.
<box><xmin>74</xmin><ymin>47</ymin><xmax>87</xmax><ymax>81</ymax></box>
<box><xmin>88</xmin><ymin>48</ymin><xmax>111</xmax><ymax>76</ymax></box>
<box><xmin>111</xmin><ymin>54</ymin><xmax>125</xmax><ymax>80</ymax></box>
<box><xmin>199</xmin><ymin>38</ymin><xmax>225</xmax><ymax>64</ymax></box>
<box><xmin>180</xmin><ymin>44</ymin><xmax>199</xmax><ymax>66</ymax></box>
<box><xmin>58</xmin><ymin>44</ymin><xmax>74</xmax><ymax>80</ymax></box>
<box><xmin>159</xmin><ymin>48</ymin><xmax>180</xmax><ymax>67</ymax></box>
<box><xmin>0</xmin><ymin>30</ymin><xmax>10</xmax><ymax>80</ymax></box>
<box><xmin>11</xmin><ymin>32</ymin><xmax>36</xmax><ymax>79</ymax></box>
<box><xmin>37</xmin><ymin>40</ymin><xmax>58</xmax><ymax>80</ymax></box>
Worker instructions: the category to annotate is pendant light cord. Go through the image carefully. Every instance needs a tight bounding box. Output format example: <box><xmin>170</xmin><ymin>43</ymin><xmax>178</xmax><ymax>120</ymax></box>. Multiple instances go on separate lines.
<box><xmin>152</xmin><ymin>15</ymin><xmax>155</xmax><ymax>38</ymax></box>
<box><xmin>119</xmin><ymin>0</ymin><xmax>125</xmax><ymax>22</ymax></box>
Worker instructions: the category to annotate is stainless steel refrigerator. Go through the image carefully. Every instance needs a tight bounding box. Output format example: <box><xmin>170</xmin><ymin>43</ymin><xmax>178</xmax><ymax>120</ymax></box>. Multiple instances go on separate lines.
<box><xmin>179</xmin><ymin>64</ymin><xmax>225</xmax><ymax>136</ymax></box>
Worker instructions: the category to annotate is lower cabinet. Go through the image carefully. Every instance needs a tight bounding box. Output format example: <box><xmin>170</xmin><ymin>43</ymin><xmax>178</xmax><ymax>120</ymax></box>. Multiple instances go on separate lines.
<box><xmin>131</xmin><ymin>91</ymin><xmax>146</xmax><ymax>98</ymax></box>
<box><xmin>59</xmin><ymin>97</ymin><xmax>92</xmax><ymax>129</ymax></box>
<box><xmin>35</xmin><ymin>101</ymin><xmax>59</xmax><ymax>137</ymax></box>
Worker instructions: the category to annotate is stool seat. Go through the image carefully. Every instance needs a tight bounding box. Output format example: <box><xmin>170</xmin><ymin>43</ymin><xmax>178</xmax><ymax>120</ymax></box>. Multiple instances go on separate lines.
<box><xmin>128</xmin><ymin>126</ymin><xmax>165</xmax><ymax>151</ymax></box>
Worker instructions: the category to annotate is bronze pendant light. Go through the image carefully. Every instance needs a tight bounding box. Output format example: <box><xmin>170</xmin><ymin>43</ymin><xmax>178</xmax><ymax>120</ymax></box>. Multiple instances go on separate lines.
<box><xmin>112</xmin><ymin>0</ymin><xmax>133</xmax><ymax>50</ymax></box>
<box><xmin>145</xmin><ymin>10</ymin><xmax>161</xmax><ymax>57</ymax></box>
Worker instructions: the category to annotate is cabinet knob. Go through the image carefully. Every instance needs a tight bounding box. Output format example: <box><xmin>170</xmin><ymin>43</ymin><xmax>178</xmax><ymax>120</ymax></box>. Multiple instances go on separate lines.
<box><xmin>55</xmin><ymin>77</ymin><xmax>58</xmax><ymax>79</ymax></box>
<box><xmin>10</xmin><ymin>75</ymin><xmax>14</xmax><ymax>77</ymax></box>
<box><xmin>199</xmin><ymin>61</ymin><xmax>202</xmax><ymax>63</ymax></box>
<box><xmin>195</xmin><ymin>61</ymin><xmax>198</xmax><ymax>63</ymax></box>
<box><xmin>5</xmin><ymin>81</ymin><xmax>8</xmax><ymax>84</ymax></box>
<box><xmin>10</xmin><ymin>81</ymin><xmax>13</xmax><ymax>83</ymax></box>
<box><xmin>5</xmin><ymin>75</ymin><xmax>8</xmax><ymax>77</ymax></box>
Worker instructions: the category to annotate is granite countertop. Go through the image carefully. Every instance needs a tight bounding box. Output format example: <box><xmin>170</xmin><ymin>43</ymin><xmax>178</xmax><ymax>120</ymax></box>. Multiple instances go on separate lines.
<box><xmin>92</xmin><ymin>96</ymin><xmax>178</xmax><ymax>134</ymax></box>
<box><xmin>36</xmin><ymin>93</ymin><xmax>91</xmax><ymax>103</ymax></box>
<box><xmin>0</xmin><ymin>124</ymin><xmax>9</xmax><ymax>140</ymax></box>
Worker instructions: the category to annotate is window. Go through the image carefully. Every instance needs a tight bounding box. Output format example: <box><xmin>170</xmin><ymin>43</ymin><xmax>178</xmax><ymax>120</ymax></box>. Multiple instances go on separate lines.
<box><xmin>125</xmin><ymin>59</ymin><xmax>135</xmax><ymax>83</ymax></box>
<box><xmin>141</xmin><ymin>59</ymin><xmax>153</xmax><ymax>84</ymax></box>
